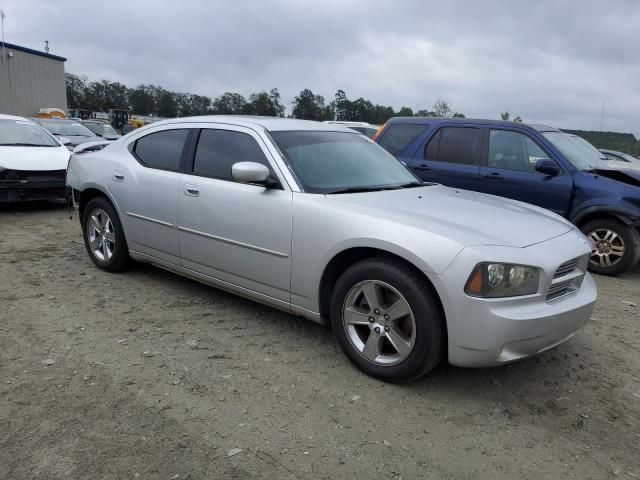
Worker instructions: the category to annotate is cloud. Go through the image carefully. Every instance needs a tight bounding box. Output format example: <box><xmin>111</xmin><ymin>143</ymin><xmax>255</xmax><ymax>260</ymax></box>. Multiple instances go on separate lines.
<box><xmin>3</xmin><ymin>0</ymin><xmax>639</xmax><ymax>136</ymax></box>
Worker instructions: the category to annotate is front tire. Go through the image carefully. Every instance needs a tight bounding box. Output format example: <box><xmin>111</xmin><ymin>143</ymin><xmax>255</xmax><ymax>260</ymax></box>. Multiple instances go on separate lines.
<box><xmin>330</xmin><ymin>257</ymin><xmax>445</xmax><ymax>383</ymax></box>
<box><xmin>582</xmin><ymin>218</ymin><xmax>640</xmax><ymax>276</ymax></box>
<box><xmin>81</xmin><ymin>196</ymin><xmax>130</xmax><ymax>272</ymax></box>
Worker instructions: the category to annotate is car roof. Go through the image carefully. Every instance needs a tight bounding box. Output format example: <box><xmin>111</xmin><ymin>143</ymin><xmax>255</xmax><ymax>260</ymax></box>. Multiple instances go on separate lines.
<box><xmin>0</xmin><ymin>113</ymin><xmax>31</xmax><ymax>122</ymax></box>
<box><xmin>599</xmin><ymin>148</ymin><xmax>621</xmax><ymax>154</ymax></box>
<box><xmin>146</xmin><ymin>115</ymin><xmax>356</xmax><ymax>133</ymax></box>
<box><xmin>384</xmin><ymin>116</ymin><xmax>560</xmax><ymax>132</ymax></box>
<box><xmin>34</xmin><ymin>118</ymin><xmax>79</xmax><ymax>123</ymax></box>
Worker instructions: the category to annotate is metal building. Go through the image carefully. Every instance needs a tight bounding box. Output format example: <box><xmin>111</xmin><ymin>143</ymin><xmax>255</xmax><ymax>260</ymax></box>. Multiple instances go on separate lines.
<box><xmin>0</xmin><ymin>42</ymin><xmax>67</xmax><ymax>117</ymax></box>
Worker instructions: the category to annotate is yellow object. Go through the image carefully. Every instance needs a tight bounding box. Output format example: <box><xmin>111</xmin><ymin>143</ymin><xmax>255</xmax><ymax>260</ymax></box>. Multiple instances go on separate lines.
<box><xmin>37</xmin><ymin>108</ymin><xmax>66</xmax><ymax>119</ymax></box>
<box><xmin>129</xmin><ymin>119</ymin><xmax>144</xmax><ymax>128</ymax></box>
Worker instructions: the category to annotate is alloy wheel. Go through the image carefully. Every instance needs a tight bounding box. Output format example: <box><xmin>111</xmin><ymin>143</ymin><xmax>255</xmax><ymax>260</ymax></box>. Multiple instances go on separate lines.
<box><xmin>87</xmin><ymin>208</ymin><xmax>115</xmax><ymax>262</ymax></box>
<box><xmin>588</xmin><ymin>228</ymin><xmax>625</xmax><ymax>269</ymax></box>
<box><xmin>342</xmin><ymin>280</ymin><xmax>416</xmax><ymax>366</ymax></box>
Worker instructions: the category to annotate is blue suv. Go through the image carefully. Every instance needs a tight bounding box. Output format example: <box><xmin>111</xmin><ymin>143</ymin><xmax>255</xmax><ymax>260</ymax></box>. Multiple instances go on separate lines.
<box><xmin>374</xmin><ymin>117</ymin><xmax>640</xmax><ymax>276</ymax></box>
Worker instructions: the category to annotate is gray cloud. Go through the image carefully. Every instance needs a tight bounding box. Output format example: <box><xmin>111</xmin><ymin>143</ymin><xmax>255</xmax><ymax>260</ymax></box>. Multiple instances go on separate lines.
<box><xmin>3</xmin><ymin>0</ymin><xmax>639</xmax><ymax>135</ymax></box>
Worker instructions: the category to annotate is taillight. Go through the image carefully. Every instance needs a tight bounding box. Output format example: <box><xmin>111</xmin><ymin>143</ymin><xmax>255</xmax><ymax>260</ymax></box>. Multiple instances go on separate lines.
<box><xmin>371</xmin><ymin>123</ymin><xmax>386</xmax><ymax>142</ymax></box>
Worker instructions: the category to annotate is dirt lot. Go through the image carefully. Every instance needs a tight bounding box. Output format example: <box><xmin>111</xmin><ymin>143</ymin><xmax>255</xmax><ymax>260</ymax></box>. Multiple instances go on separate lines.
<box><xmin>0</xmin><ymin>202</ymin><xmax>639</xmax><ymax>480</ymax></box>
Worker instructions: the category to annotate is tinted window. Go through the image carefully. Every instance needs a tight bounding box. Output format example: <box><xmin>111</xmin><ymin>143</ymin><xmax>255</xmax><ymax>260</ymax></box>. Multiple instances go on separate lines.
<box><xmin>425</xmin><ymin>127</ymin><xmax>481</xmax><ymax>165</ymax></box>
<box><xmin>378</xmin><ymin>124</ymin><xmax>426</xmax><ymax>155</ymax></box>
<box><xmin>488</xmin><ymin>130</ymin><xmax>549</xmax><ymax>173</ymax></box>
<box><xmin>194</xmin><ymin>129</ymin><xmax>270</xmax><ymax>181</ymax></box>
<box><xmin>134</xmin><ymin>129</ymin><xmax>188</xmax><ymax>171</ymax></box>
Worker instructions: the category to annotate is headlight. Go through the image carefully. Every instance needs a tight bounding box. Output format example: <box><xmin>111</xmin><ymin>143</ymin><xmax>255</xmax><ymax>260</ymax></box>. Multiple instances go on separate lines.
<box><xmin>465</xmin><ymin>263</ymin><xmax>539</xmax><ymax>298</ymax></box>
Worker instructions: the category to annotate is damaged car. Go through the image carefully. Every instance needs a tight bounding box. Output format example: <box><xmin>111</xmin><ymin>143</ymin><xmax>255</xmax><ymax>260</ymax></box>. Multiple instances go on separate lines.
<box><xmin>375</xmin><ymin>118</ymin><xmax>640</xmax><ymax>275</ymax></box>
<box><xmin>0</xmin><ymin>114</ymin><xmax>70</xmax><ymax>203</ymax></box>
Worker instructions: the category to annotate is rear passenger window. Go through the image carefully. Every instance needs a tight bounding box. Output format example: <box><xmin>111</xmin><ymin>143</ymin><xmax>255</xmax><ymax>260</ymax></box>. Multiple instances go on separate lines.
<box><xmin>193</xmin><ymin>129</ymin><xmax>271</xmax><ymax>181</ymax></box>
<box><xmin>425</xmin><ymin>127</ymin><xmax>481</xmax><ymax>165</ymax></box>
<box><xmin>134</xmin><ymin>129</ymin><xmax>189</xmax><ymax>171</ymax></box>
<box><xmin>378</xmin><ymin>124</ymin><xmax>427</xmax><ymax>155</ymax></box>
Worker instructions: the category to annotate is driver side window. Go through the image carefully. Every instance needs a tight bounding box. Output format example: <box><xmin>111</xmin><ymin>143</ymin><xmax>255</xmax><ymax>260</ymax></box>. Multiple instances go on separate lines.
<box><xmin>488</xmin><ymin>130</ymin><xmax>549</xmax><ymax>173</ymax></box>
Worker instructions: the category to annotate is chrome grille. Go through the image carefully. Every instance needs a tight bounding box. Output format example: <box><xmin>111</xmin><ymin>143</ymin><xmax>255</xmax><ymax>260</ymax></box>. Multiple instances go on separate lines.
<box><xmin>546</xmin><ymin>280</ymin><xmax>576</xmax><ymax>301</ymax></box>
<box><xmin>554</xmin><ymin>258</ymin><xmax>579</xmax><ymax>278</ymax></box>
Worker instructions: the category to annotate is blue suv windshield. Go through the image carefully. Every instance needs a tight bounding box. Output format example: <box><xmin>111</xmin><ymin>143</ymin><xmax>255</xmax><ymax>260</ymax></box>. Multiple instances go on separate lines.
<box><xmin>542</xmin><ymin>132</ymin><xmax>600</xmax><ymax>171</ymax></box>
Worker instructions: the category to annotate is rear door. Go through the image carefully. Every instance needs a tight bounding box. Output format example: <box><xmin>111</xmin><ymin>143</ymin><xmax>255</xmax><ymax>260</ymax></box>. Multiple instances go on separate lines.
<box><xmin>410</xmin><ymin>126</ymin><xmax>482</xmax><ymax>191</ymax></box>
<box><xmin>477</xmin><ymin>128</ymin><xmax>573</xmax><ymax>215</ymax></box>
<box><xmin>111</xmin><ymin>127</ymin><xmax>190</xmax><ymax>265</ymax></box>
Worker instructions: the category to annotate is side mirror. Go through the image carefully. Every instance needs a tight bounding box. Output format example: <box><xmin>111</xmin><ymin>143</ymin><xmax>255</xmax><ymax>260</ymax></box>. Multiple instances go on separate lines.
<box><xmin>535</xmin><ymin>159</ymin><xmax>560</xmax><ymax>176</ymax></box>
<box><xmin>232</xmin><ymin>161</ymin><xmax>273</xmax><ymax>185</ymax></box>
<box><xmin>59</xmin><ymin>136</ymin><xmax>71</xmax><ymax>146</ymax></box>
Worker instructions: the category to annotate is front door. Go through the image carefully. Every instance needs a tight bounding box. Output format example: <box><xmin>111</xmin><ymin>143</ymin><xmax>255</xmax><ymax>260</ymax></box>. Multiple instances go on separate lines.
<box><xmin>476</xmin><ymin>128</ymin><xmax>573</xmax><ymax>216</ymax></box>
<box><xmin>177</xmin><ymin>126</ymin><xmax>293</xmax><ymax>303</ymax></box>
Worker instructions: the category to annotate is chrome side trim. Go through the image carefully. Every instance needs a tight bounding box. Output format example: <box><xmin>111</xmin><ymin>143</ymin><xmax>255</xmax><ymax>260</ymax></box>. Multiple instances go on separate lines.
<box><xmin>177</xmin><ymin>226</ymin><xmax>289</xmax><ymax>258</ymax></box>
<box><xmin>128</xmin><ymin>250</ymin><xmax>323</xmax><ymax>325</ymax></box>
<box><xmin>126</xmin><ymin>211</ymin><xmax>174</xmax><ymax>228</ymax></box>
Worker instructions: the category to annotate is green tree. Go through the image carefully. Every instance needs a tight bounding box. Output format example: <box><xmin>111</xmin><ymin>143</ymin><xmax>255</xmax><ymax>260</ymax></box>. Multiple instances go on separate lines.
<box><xmin>212</xmin><ymin>92</ymin><xmax>247</xmax><ymax>114</ymax></box>
<box><xmin>245</xmin><ymin>88</ymin><xmax>284</xmax><ymax>117</ymax></box>
<box><xmin>65</xmin><ymin>73</ymin><xmax>87</xmax><ymax>110</ymax></box>
<box><xmin>155</xmin><ymin>88</ymin><xmax>178</xmax><ymax>117</ymax></box>
<box><xmin>397</xmin><ymin>107</ymin><xmax>414</xmax><ymax>117</ymax></box>
<box><xmin>129</xmin><ymin>85</ymin><xmax>156</xmax><ymax>115</ymax></box>
<box><xmin>291</xmin><ymin>88</ymin><xmax>326</xmax><ymax>120</ymax></box>
<box><xmin>500</xmin><ymin>111</ymin><xmax>511</xmax><ymax>121</ymax></box>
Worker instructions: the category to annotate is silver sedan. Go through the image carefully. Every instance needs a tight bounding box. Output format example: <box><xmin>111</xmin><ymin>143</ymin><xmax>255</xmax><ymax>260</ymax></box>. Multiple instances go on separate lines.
<box><xmin>66</xmin><ymin>116</ymin><xmax>597</xmax><ymax>382</ymax></box>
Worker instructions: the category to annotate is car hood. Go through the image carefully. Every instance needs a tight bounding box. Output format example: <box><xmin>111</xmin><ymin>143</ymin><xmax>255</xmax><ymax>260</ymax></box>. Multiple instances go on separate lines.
<box><xmin>56</xmin><ymin>134</ymin><xmax>105</xmax><ymax>146</ymax></box>
<box><xmin>0</xmin><ymin>145</ymin><xmax>70</xmax><ymax>171</ymax></box>
<box><xmin>327</xmin><ymin>185</ymin><xmax>574</xmax><ymax>248</ymax></box>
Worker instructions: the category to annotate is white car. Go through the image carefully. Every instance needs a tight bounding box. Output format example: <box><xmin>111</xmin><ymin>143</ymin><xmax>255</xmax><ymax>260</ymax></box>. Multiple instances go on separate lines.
<box><xmin>323</xmin><ymin>121</ymin><xmax>380</xmax><ymax>138</ymax></box>
<box><xmin>0</xmin><ymin>114</ymin><xmax>70</xmax><ymax>202</ymax></box>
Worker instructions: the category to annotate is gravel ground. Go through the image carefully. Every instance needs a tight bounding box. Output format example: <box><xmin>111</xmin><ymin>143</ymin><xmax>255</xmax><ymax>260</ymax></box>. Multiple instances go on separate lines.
<box><xmin>1</xmin><ymin>202</ymin><xmax>639</xmax><ymax>480</ymax></box>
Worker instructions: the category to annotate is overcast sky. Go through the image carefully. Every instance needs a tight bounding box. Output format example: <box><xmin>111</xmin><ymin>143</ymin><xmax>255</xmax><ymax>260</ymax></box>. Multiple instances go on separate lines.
<box><xmin>3</xmin><ymin>0</ymin><xmax>639</xmax><ymax>135</ymax></box>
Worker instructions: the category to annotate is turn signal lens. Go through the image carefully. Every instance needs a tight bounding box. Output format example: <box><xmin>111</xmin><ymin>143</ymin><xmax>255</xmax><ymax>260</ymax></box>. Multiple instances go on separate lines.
<box><xmin>465</xmin><ymin>263</ymin><xmax>539</xmax><ymax>298</ymax></box>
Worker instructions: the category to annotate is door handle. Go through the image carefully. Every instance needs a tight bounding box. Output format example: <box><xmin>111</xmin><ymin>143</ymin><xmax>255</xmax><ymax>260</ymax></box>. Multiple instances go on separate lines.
<box><xmin>483</xmin><ymin>172</ymin><xmax>503</xmax><ymax>180</ymax></box>
<box><xmin>112</xmin><ymin>171</ymin><xmax>125</xmax><ymax>182</ymax></box>
<box><xmin>414</xmin><ymin>163</ymin><xmax>430</xmax><ymax>171</ymax></box>
<box><xmin>184</xmin><ymin>184</ymin><xmax>200</xmax><ymax>197</ymax></box>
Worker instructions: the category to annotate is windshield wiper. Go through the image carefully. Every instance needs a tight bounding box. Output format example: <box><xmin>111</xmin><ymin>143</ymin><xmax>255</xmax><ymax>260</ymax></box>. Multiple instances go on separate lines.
<box><xmin>327</xmin><ymin>182</ymin><xmax>425</xmax><ymax>194</ymax></box>
<box><xmin>0</xmin><ymin>142</ymin><xmax>53</xmax><ymax>147</ymax></box>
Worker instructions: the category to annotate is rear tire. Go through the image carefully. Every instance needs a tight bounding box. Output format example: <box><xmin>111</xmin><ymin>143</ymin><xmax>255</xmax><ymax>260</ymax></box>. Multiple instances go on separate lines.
<box><xmin>81</xmin><ymin>196</ymin><xmax>131</xmax><ymax>272</ymax></box>
<box><xmin>330</xmin><ymin>257</ymin><xmax>445</xmax><ymax>383</ymax></box>
<box><xmin>582</xmin><ymin>218</ymin><xmax>640</xmax><ymax>276</ymax></box>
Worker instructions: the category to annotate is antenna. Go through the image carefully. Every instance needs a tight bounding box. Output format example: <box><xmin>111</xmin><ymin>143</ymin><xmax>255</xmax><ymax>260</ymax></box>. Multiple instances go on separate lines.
<box><xmin>45</xmin><ymin>40</ymin><xmax>49</xmax><ymax>54</ymax></box>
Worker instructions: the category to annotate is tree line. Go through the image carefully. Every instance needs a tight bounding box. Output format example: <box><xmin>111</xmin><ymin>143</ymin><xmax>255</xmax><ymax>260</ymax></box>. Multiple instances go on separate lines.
<box><xmin>65</xmin><ymin>73</ymin><xmax>465</xmax><ymax>124</ymax></box>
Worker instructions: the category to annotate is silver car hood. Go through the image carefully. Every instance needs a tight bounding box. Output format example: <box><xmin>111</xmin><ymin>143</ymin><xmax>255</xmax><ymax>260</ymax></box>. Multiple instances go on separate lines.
<box><xmin>326</xmin><ymin>185</ymin><xmax>573</xmax><ymax>248</ymax></box>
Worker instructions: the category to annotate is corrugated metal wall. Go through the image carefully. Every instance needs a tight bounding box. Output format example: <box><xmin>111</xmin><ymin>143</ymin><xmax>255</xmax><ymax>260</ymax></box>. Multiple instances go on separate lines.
<box><xmin>0</xmin><ymin>48</ymin><xmax>67</xmax><ymax>117</ymax></box>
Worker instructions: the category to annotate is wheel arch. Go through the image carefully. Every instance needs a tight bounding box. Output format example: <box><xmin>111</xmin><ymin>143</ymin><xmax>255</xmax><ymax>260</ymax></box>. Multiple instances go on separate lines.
<box><xmin>572</xmin><ymin>206</ymin><xmax>640</xmax><ymax>229</ymax></box>
<box><xmin>318</xmin><ymin>247</ymin><xmax>447</xmax><ymax>336</ymax></box>
<box><xmin>77</xmin><ymin>185</ymin><xmax>129</xmax><ymax>239</ymax></box>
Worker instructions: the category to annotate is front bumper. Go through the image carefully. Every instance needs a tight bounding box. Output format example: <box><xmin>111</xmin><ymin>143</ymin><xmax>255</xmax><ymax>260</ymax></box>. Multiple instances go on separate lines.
<box><xmin>431</xmin><ymin>229</ymin><xmax>597</xmax><ymax>367</ymax></box>
<box><xmin>0</xmin><ymin>169</ymin><xmax>67</xmax><ymax>202</ymax></box>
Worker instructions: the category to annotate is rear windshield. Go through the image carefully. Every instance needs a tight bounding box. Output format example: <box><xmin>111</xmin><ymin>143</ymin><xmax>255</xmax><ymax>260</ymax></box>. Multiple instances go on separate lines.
<box><xmin>378</xmin><ymin>124</ymin><xmax>427</xmax><ymax>155</ymax></box>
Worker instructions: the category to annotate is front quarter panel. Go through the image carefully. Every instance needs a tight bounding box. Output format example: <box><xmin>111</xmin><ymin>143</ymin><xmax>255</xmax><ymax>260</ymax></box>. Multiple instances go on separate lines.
<box><xmin>290</xmin><ymin>193</ymin><xmax>466</xmax><ymax>313</ymax></box>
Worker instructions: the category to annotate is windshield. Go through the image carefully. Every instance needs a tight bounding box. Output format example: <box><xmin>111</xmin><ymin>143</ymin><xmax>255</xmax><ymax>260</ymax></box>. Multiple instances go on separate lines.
<box><xmin>83</xmin><ymin>122</ymin><xmax>119</xmax><ymax>136</ymax></box>
<box><xmin>0</xmin><ymin>119</ymin><xmax>60</xmax><ymax>147</ymax></box>
<box><xmin>569</xmin><ymin>135</ymin><xmax>607</xmax><ymax>161</ymax></box>
<box><xmin>38</xmin><ymin>120</ymin><xmax>95</xmax><ymax>137</ymax></box>
<box><xmin>542</xmin><ymin>132</ymin><xmax>600</xmax><ymax>171</ymax></box>
<box><xmin>270</xmin><ymin>131</ymin><xmax>421</xmax><ymax>194</ymax></box>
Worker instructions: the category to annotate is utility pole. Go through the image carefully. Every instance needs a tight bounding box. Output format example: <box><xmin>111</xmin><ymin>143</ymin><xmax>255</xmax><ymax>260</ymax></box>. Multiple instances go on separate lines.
<box><xmin>1</xmin><ymin>9</ymin><xmax>6</xmax><ymax>65</ymax></box>
<box><xmin>600</xmin><ymin>99</ymin><xmax>605</xmax><ymax>131</ymax></box>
